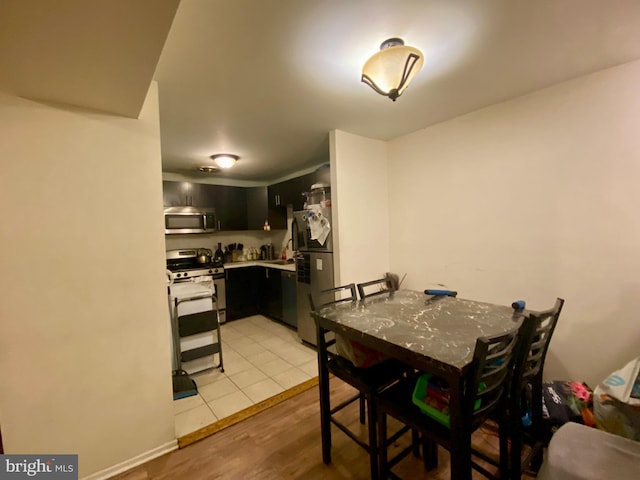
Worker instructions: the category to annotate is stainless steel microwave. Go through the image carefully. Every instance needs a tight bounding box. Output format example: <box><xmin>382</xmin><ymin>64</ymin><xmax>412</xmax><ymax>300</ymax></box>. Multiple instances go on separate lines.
<box><xmin>164</xmin><ymin>206</ymin><xmax>217</xmax><ymax>234</ymax></box>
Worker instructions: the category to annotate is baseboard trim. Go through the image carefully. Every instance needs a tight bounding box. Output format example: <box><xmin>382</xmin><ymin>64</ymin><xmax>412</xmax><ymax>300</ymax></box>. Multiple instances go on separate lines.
<box><xmin>80</xmin><ymin>439</ymin><xmax>178</xmax><ymax>480</ymax></box>
<box><xmin>178</xmin><ymin>376</ymin><xmax>319</xmax><ymax>448</ymax></box>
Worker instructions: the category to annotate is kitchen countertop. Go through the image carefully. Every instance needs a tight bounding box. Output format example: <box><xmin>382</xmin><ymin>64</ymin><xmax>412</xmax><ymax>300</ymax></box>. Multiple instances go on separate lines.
<box><xmin>223</xmin><ymin>260</ymin><xmax>296</xmax><ymax>272</ymax></box>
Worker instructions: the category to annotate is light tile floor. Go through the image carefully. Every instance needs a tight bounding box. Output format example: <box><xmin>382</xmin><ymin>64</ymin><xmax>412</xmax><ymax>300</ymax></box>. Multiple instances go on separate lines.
<box><xmin>173</xmin><ymin>315</ymin><xmax>318</xmax><ymax>437</ymax></box>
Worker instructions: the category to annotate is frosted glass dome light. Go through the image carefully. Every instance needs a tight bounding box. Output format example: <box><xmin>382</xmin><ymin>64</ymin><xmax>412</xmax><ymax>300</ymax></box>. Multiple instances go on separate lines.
<box><xmin>361</xmin><ymin>38</ymin><xmax>424</xmax><ymax>101</ymax></box>
<box><xmin>210</xmin><ymin>154</ymin><xmax>239</xmax><ymax>169</ymax></box>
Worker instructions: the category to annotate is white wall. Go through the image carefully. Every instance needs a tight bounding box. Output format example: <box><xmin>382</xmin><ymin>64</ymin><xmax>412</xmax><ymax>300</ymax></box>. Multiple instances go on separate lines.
<box><xmin>330</xmin><ymin>130</ymin><xmax>390</xmax><ymax>286</ymax></box>
<box><xmin>387</xmin><ymin>60</ymin><xmax>640</xmax><ymax>387</ymax></box>
<box><xmin>0</xmin><ymin>83</ymin><xmax>175</xmax><ymax>476</ymax></box>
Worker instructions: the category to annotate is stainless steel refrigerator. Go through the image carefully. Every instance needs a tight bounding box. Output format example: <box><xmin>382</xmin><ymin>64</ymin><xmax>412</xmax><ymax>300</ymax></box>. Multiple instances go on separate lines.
<box><xmin>292</xmin><ymin>208</ymin><xmax>334</xmax><ymax>345</ymax></box>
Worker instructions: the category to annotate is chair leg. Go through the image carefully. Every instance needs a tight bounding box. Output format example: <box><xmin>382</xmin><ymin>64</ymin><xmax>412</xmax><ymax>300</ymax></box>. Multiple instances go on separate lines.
<box><xmin>412</xmin><ymin>429</ymin><xmax>420</xmax><ymax>457</ymax></box>
<box><xmin>422</xmin><ymin>439</ymin><xmax>438</xmax><ymax>470</ymax></box>
<box><xmin>499</xmin><ymin>416</ymin><xmax>511</xmax><ymax>479</ymax></box>
<box><xmin>529</xmin><ymin>443</ymin><xmax>544</xmax><ymax>473</ymax></box>
<box><xmin>367</xmin><ymin>394</ymin><xmax>379</xmax><ymax>480</ymax></box>
<box><xmin>317</xmin><ymin>327</ymin><xmax>332</xmax><ymax>465</ymax></box>
<box><xmin>509</xmin><ymin>413</ymin><xmax>525</xmax><ymax>479</ymax></box>
<box><xmin>377</xmin><ymin>409</ymin><xmax>388</xmax><ymax>480</ymax></box>
<box><xmin>216</xmin><ymin>315</ymin><xmax>224</xmax><ymax>372</ymax></box>
<box><xmin>360</xmin><ymin>393</ymin><xmax>366</xmax><ymax>424</ymax></box>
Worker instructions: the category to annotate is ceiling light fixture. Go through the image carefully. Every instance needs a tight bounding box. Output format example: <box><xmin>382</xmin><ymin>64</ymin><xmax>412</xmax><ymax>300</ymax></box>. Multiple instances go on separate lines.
<box><xmin>209</xmin><ymin>153</ymin><xmax>239</xmax><ymax>169</ymax></box>
<box><xmin>361</xmin><ymin>38</ymin><xmax>424</xmax><ymax>101</ymax></box>
<box><xmin>198</xmin><ymin>165</ymin><xmax>219</xmax><ymax>173</ymax></box>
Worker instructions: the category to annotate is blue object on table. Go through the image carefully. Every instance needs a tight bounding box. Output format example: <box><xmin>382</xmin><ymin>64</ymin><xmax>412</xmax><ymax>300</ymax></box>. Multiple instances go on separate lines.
<box><xmin>424</xmin><ymin>289</ymin><xmax>458</xmax><ymax>297</ymax></box>
<box><xmin>512</xmin><ymin>300</ymin><xmax>526</xmax><ymax>310</ymax></box>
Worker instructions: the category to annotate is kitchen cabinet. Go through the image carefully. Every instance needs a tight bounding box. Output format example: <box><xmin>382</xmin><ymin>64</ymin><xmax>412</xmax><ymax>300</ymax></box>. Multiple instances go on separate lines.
<box><xmin>211</xmin><ymin>185</ymin><xmax>248</xmax><ymax>231</ymax></box>
<box><xmin>268</xmin><ymin>165</ymin><xmax>331</xmax><ymax>212</ymax></box>
<box><xmin>163</xmin><ymin>181</ymin><xmax>206</xmax><ymax>206</ymax></box>
<box><xmin>261</xmin><ymin>267</ymin><xmax>283</xmax><ymax>321</ymax></box>
<box><xmin>246</xmin><ymin>186</ymin><xmax>289</xmax><ymax>230</ymax></box>
<box><xmin>246</xmin><ymin>186</ymin><xmax>269</xmax><ymax>230</ymax></box>
<box><xmin>225</xmin><ymin>267</ymin><xmax>261</xmax><ymax>320</ymax></box>
<box><xmin>163</xmin><ymin>181</ymin><xmax>219</xmax><ymax>207</ymax></box>
<box><xmin>162</xmin><ymin>164</ymin><xmax>330</xmax><ymax>230</ymax></box>
<box><xmin>268</xmin><ymin>176</ymin><xmax>304</xmax><ymax>210</ymax></box>
<box><xmin>225</xmin><ymin>265</ymin><xmax>297</xmax><ymax>327</ymax></box>
<box><xmin>164</xmin><ymin>182</ymin><xmax>243</xmax><ymax>228</ymax></box>
<box><xmin>281</xmin><ymin>271</ymin><xmax>297</xmax><ymax>328</ymax></box>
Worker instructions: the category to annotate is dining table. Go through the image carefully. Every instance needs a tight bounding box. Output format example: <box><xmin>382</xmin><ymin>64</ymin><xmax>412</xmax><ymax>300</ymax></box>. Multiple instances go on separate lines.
<box><xmin>310</xmin><ymin>289</ymin><xmax>522</xmax><ymax>480</ymax></box>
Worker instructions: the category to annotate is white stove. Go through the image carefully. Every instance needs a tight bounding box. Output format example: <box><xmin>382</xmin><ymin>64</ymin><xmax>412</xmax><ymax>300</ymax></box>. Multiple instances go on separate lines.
<box><xmin>168</xmin><ymin>265</ymin><xmax>224</xmax><ymax>283</ymax></box>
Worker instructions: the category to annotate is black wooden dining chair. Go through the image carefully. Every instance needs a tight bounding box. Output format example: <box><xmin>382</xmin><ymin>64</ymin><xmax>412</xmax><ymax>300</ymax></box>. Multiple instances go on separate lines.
<box><xmin>357</xmin><ymin>277</ymin><xmax>396</xmax><ymax>301</ymax></box>
<box><xmin>310</xmin><ymin>283</ymin><xmax>410</xmax><ymax>480</ymax></box>
<box><xmin>376</xmin><ymin>320</ymin><xmax>522</xmax><ymax>480</ymax></box>
<box><xmin>470</xmin><ymin>298</ymin><xmax>564</xmax><ymax>479</ymax></box>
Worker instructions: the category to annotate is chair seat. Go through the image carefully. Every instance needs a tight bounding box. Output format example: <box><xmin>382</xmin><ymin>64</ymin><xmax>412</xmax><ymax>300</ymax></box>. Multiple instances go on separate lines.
<box><xmin>329</xmin><ymin>357</ymin><xmax>411</xmax><ymax>393</ymax></box>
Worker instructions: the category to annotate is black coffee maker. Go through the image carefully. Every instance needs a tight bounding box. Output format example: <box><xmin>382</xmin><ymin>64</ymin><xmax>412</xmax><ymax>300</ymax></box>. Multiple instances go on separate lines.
<box><xmin>260</xmin><ymin>243</ymin><xmax>274</xmax><ymax>260</ymax></box>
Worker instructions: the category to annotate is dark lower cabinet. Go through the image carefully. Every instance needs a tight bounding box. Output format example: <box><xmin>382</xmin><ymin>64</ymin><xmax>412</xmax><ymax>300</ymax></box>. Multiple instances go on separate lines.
<box><xmin>226</xmin><ymin>266</ymin><xmax>297</xmax><ymax>326</ymax></box>
<box><xmin>262</xmin><ymin>267</ymin><xmax>283</xmax><ymax>321</ymax></box>
<box><xmin>281</xmin><ymin>271</ymin><xmax>297</xmax><ymax>328</ymax></box>
<box><xmin>225</xmin><ymin>267</ymin><xmax>261</xmax><ymax>320</ymax></box>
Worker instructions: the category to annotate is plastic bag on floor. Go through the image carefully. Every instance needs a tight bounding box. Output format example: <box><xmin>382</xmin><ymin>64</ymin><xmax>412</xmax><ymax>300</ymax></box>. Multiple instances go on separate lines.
<box><xmin>594</xmin><ymin>356</ymin><xmax>640</xmax><ymax>440</ymax></box>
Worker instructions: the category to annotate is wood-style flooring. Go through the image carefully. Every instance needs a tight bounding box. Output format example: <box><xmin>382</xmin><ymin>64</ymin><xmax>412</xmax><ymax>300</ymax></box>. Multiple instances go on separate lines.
<box><xmin>113</xmin><ymin>377</ymin><xmax>534</xmax><ymax>479</ymax></box>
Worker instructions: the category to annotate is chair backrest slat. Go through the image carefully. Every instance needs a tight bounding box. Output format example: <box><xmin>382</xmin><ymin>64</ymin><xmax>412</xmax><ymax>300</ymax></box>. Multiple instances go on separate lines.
<box><xmin>357</xmin><ymin>278</ymin><xmax>395</xmax><ymax>301</ymax></box>
<box><xmin>309</xmin><ymin>284</ymin><xmax>358</xmax><ymax>362</ymax></box>
<box><xmin>468</xmin><ymin>320</ymin><xmax>522</xmax><ymax>424</ymax></box>
<box><xmin>309</xmin><ymin>283</ymin><xmax>357</xmax><ymax>311</ymax></box>
<box><xmin>518</xmin><ymin>298</ymin><xmax>564</xmax><ymax>386</ymax></box>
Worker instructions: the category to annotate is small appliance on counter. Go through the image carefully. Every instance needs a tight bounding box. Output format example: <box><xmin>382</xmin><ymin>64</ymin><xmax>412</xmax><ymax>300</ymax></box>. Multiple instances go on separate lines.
<box><xmin>260</xmin><ymin>243</ymin><xmax>274</xmax><ymax>260</ymax></box>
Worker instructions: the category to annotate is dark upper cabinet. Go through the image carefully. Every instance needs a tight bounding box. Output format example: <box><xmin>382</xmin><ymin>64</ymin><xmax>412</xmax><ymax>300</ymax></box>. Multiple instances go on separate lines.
<box><xmin>211</xmin><ymin>185</ymin><xmax>247</xmax><ymax>231</ymax></box>
<box><xmin>246</xmin><ymin>186</ymin><xmax>269</xmax><ymax>230</ymax></box>
<box><xmin>162</xmin><ymin>181</ymin><xmax>213</xmax><ymax>207</ymax></box>
<box><xmin>246</xmin><ymin>186</ymin><xmax>287</xmax><ymax>230</ymax></box>
<box><xmin>268</xmin><ymin>165</ymin><xmax>331</xmax><ymax>212</ymax></box>
<box><xmin>163</xmin><ymin>181</ymin><xmax>204</xmax><ymax>206</ymax></box>
<box><xmin>162</xmin><ymin>180</ymin><xmax>184</xmax><ymax>206</ymax></box>
<box><xmin>163</xmin><ymin>181</ymin><xmax>246</xmax><ymax>230</ymax></box>
<box><xmin>162</xmin><ymin>164</ymin><xmax>330</xmax><ymax>230</ymax></box>
<box><xmin>268</xmin><ymin>176</ymin><xmax>305</xmax><ymax>211</ymax></box>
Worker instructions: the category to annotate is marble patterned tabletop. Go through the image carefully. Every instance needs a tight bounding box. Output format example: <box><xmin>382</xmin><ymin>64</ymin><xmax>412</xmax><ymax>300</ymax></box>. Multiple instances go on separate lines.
<box><xmin>313</xmin><ymin>289</ymin><xmax>521</xmax><ymax>370</ymax></box>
